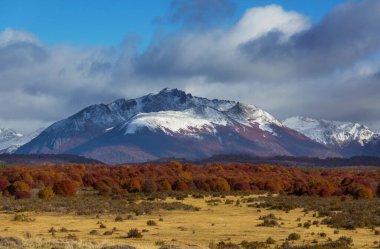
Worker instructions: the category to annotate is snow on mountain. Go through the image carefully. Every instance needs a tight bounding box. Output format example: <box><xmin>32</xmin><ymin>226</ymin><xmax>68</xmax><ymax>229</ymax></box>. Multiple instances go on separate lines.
<box><xmin>0</xmin><ymin>128</ymin><xmax>22</xmax><ymax>142</ymax></box>
<box><xmin>122</xmin><ymin>106</ymin><xmax>230</xmax><ymax>136</ymax></box>
<box><xmin>20</xmin><ymin>88</ymin><xmax>282</xmax><ymax>152</ymax></box>
<box><xmin>118</xmin><ymin>91</ymin><xmax>283</xmax><ymax>137</ymax></box>
<box><xmin>0</xmin><ymin>128</ymin><xmax>44</xmax><ymax>153</ymax></box>
<box><xmin>226</xmin><ymin>103</ymin><xmax>282</xmax><ymax>133</ymax></box>
<box><xmin>20</xmin><ymin>88</ymin><xmax>317</xmax><ymax>163</ymax></box>
<box><xmin>283</xmin><ymin>116</ymin><xmax>376</xmax><ymax>146</ymax></box>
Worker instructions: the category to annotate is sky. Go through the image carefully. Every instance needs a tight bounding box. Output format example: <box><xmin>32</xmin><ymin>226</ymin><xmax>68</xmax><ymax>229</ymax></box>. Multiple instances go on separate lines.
<box><xmin>0</xmin><ymin>0</ymin><xmax>380</xmax><ymax>133</ymax></box>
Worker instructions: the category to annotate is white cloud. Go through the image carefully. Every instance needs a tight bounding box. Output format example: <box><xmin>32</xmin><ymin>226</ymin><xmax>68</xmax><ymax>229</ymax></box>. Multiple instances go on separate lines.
<box><xmin>1</xmin><ymin>1</ymin><xmax>380</xmax><ymax>133</ymax></box>
<box><xmin>226</xmin><ymin>5</ymin><xmax>310</xmax><ymax>46</ymax></box>
<box><xmin>0</xmin><ymin>28</ymin><xmax>39</xmax><ymax>47</ymax></box>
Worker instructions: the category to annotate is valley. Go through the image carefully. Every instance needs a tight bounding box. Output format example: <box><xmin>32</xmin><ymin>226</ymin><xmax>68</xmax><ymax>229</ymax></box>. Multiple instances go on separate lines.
<box><xmin>0</xmin><ymin>193</ymin><xmax>379</xmax><ymax>249</ymax></box>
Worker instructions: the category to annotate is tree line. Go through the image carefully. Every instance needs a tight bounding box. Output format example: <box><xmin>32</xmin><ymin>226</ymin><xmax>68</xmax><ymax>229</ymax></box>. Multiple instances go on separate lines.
<box><xmin>0</xmin><ymin>162</ymin><xmax>379</xmax><ymax>199</ymax></box>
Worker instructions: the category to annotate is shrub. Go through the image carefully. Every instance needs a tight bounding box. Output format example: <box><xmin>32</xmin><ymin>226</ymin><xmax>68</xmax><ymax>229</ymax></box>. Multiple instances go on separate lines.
<box><xmin>103</xmin><ymin>230</ymin><xmax>114</xmax><ymax>235</ymax></box>
<box><xmin>94</xmin><ymin>181</ymin><xmax>112</xmax><ymax>195</ymax></box>
<box><xmin>158</xmin><ymin>179</ymin><xmax>172</xmax><ymax>191</ymax></box>
<box><xmin>142</xmin><ymin>179</ymin><xmax>158</xmax><ymax>193</ymax></box>
<box><xmin>115</xmin><ymin>215</ymin><xmax>123</xmax><ymax>222</ymax></box>
<box><xmin>38</xmin><ymin>187</ymin><xmax>55</xmax><ymax>200</ymax></box>
<box><xmin>355</xmin><ymin>186</ymin><xmax>374</xmax><ymax>199</ymax></box>
<box><xmin>338</xmin><ymin>236</ymin><xmax>353</xmax><ymax>245</ymax></box>
<box><xmin>173</xmin><ymin>180</ymin><xmax>189</xmax><ymax>191</ymax></box>
<box><xmin>53</xmin><ymin>180</ymin><xmax>77</xmax><ymax>196</ymax></box>
<box><xmin>258</xmin><ymin>214</ymin><xmax>278</xmax><ymax>227</ymax></box>
<box><xmin>128</xmin><ymin>178</ymin><xmax>142</xmax><ymax>193</ymax></box>
<box><xmin>0</xmin><ymin>236</ymin><xmax>23</xmax><ymax>248</ymax></box>
<box><xmin>240</xmin><ymin>240</ymin><xmax>269</xmax><ymax>249</ymax></box>
<box><xmin>155</xmin><ymin>240</ymin><xmax>165</xmax><ymax>246</ymax></box>
<box><xmin>303</xmin><ymin>221</ymin><xmax>311</xmax><ymax>228</ymax></box>
<box><xmin>127</xmin><ymin>228</ymin><xmax>143</xmax><ymax>238</ymax></box>
<box><xmin>66</xmin><ymin>234</ymin><xmax>78</xmax><ymax>240</ymax></box>
<box><xmin>13</xmin><ymin>214</ymin><xmax>35</xmax><ymax>222</ymax></box>
<box><xmin>258</xmin><ymin>219</ymin><xmax>278</xmax><ymax>227</ymax></box>
<box><xmin>146</xmin><ymin>220</ymin><xmax>157</xmax><ymax>226</ymax></box>
<box><xmin>266</xmin><ymin>237</ymin><xmax>275</xmax><ymax>244</ymax></box>
<box><xmin>0</xmin><ymin>177</ymin><xmax>10</xmax><ymax>191</ymax></box>
<box><xmin>319</xmin><ymin>232</ymin><xmax>327</xmax><ymax>237</ymax></box>
<box><xmin>287</xmin><ymin>233</ymin><xmax>301</xmax><ymax>241</ymax></box>
<box><xmin>7</xmin><ymin>181</ymin><xmax>31</xmax><ymax>199</ymax></box>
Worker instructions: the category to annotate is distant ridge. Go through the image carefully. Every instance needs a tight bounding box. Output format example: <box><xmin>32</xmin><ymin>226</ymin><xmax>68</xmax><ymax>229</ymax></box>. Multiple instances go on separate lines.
<box><xmin>0</xmin><ymin>154</ymin><xmax>103</xmax><ymax>165</ymax></box>
<box><xmin>16</xmin><ymin>88</ymin><xmax>380</xmax><ymax>164</ymax></box>
<box><xmin>196</xmin><ymin>154</ymin><xmax>380</xmax><ymax>167</ymax></box>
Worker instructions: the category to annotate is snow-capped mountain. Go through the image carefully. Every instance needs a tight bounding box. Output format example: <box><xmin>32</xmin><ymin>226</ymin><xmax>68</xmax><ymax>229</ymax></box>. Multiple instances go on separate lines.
<box><xmin>17</xmin><ymin>88</ymin><xmax>336</xmax><ymax>164</ymax></box>
<box><xmin>283</xmin><ymin>116</ymin><xmax>376</xmax><ymax>146</ymax></box>
<box><xmin>283</xmin><ymin>116</ymin><xmax>380</xmax><ymax>157</ymax></box>
<box><xmin>0</xmin><ymin>128</ymin><xmax>44</xmax><ymax>153</ymax></box>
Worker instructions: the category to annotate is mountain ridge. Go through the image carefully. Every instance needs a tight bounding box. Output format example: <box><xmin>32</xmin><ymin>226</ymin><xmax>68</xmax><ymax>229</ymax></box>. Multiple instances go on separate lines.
<box><xmin>16</xmin><ymin>88</ymin><xmax>379</xmax><ymax>164</ymax></box>
<box><xmin>0</xmin><ymin>127</ymin><xmax>44</xmax><ymax>153</ymax></box>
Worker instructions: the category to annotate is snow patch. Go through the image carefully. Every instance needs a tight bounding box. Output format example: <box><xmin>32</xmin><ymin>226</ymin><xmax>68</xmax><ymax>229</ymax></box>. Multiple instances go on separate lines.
<box><xmin>123</xmin><ymin>110</ymin><xmax>220</xmax><ymax>136</ymax></box>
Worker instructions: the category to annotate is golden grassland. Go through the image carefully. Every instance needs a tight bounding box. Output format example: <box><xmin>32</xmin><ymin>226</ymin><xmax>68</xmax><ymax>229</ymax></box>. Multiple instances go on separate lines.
<box><xmin>0</xmin><ymin>194</ymin><xmax>379</xmax><ymax>249</ymax></box>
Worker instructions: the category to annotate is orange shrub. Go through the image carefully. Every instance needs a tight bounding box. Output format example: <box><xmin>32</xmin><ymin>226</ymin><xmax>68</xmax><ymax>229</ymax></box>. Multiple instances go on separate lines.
<box><xmin>38</xmin><ymin>186</ymin><xmax>55</xmax><ymax>200</ymax></box>
<box><xmin>53</xmin><ymin>180</ymin><xmax>77</xmax><ymax>196</ymax></box>
<box><xmin>0</xmin><ymin>177</ymin><xmax>10</xmax><ymax>191</ymax></box>
<box><xmin>7</xmin><ymin>181</ymin><xmax>31</xmax><ymax>199</ymax></box>
<box><xmin>128</xmin><ymin>178</ymin><xmax>142</xmax><ymax>193</ymax></box>
<box><xmin>173</xmin><ymin>180</ymin><xmax>188</xmax><ymax>191</ymax></box>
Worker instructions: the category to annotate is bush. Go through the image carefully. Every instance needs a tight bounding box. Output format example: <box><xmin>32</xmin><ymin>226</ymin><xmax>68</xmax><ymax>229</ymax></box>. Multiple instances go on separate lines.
<box><xmin>240</xmin><ymin>240</ymin><xmax>268</xmax><ymax>249</ymax></box>
<box><xmin>258</xmin><ymin>214</ymin><xmax>279</xmax><ymax>227</ymax></box>
<box><xmin>127</xmin><ymin>228</ymin><xmax>143</xmax><ymax>238</ymax></box>
<box><xmin>13</xmin><ymin>214</ymin><xmax>35</xmax><ymax>222</ymax></box>
<box><xmin>287</xmin><ymin>233</ymin><xmax>301</xmax><ymax>241</ymax></box>
<box><xmin>319</xmin><ymin>232</ymin><xmax>327</xmax><ymax>237</ymax></box>
<box><xmin>53</xmin><ymin>180</ymin><xmax>77</xmax><ymax>196</ymax></box>
<box><xmin>303</xmin><ymin>221</ymin><xmax>311</xmax><ymax>228</ymax></box>
<box><xmin>38</xmin><ymin>187</ymin><xmax>55</xmax><ymax>200</ymax></box>
<box><xmin>0</xmin><ymin>177</ymin><xmax>10</xmax><ymax>191</ymax></box>
<box><xmin>0</xmin><ymin>237</ymin><xmax>23</xmax><ymax>248</ymax></box>
<box><xmin>266</xmin><ymin>237</ymin><xmax>275</xmax><ymax>244</ymax></box>
<box><xmin>355</xmin><ymin>186</ymin><xmax>374</xmax><ymax>199</ymax></box>
<box><xmin>338</xmin><ymin>236</ymin><xmax>353</xmax><ymax>245</ymax></box>
<box><xmin>146</xmin><ymin>220</ymin><xmax>157</xmax><ymax>226</ymax></box>
<box><xmin>258</xmin><ymin>219</ymin><xmax>278</xmax><ymax>227</ymax></box>
<box><xmin>115</xmin><ymin>215</ymin><xmax>123</xmax><ymax>222</ymax></box>
<box><xmin>7</xmin><ymin>181</ymin><xmax>31</xmax><ymax>199</ymax></box>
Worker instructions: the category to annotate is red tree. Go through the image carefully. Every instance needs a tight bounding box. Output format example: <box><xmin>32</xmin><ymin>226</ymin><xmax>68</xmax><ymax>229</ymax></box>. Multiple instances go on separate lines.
<box><xmin>53</xmin><ymin>180</ymin><xmax>77</xmax><ymax>196</ymax></box>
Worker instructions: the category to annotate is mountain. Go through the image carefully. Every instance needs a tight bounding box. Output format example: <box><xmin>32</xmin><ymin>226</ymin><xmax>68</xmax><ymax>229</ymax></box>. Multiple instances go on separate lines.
<box><xmin>0</xmin><ymin>154</ymin><xmax>102</xmax><ymax>165</ymax></box>
<box><xmin>17</xmin><ymin>88</ymin><xmax>336</xmax><ymax>164</ymax></box>
<box><xmin>0</xmin><ymin>128</ymin><xmax>44</xmax><ymax>153</ymax></box>
<box><xmin>283</xmin><ymin>116</ymin><xmax>380</xmax><ymax>157</ymax></box>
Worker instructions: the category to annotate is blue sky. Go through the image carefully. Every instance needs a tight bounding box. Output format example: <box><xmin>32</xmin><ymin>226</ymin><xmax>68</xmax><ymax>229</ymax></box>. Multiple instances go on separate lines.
<box><xmin>1</xmin><ymin>0</ymin><xmax>380</xmax><ymax>133</ymax></box>
<box><xmin>0</xmin><ymin>0</ymin><xmax>346</xmax><ymax>47</ymax></box>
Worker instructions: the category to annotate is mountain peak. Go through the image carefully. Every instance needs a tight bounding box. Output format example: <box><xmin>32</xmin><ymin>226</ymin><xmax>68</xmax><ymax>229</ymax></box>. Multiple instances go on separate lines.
<box><xmin>283</xmin><ymin>116</ymin><xmax>376</xmax><ymax>146</ymax></box>
<box><xmin>0</xmin><ymin>127</ymin><xmax>43</xmax><ymax>154</ymax></box>
<box><xmin>21</xmin><ymin>89</ymin><xmax>380</xmax><ymax>164</ymax></box>
<box><xmin>0</xmin><ymin>128</ymin><xmax>23</xmax><ymax>143</ymax></box>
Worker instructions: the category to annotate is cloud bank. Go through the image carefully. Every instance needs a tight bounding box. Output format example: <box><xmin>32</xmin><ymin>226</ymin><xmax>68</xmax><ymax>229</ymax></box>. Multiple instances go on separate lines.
<box><xmin>1</xmin><ymin>0</ymin><xmax>380</xmax><ymax>133</ymax></box>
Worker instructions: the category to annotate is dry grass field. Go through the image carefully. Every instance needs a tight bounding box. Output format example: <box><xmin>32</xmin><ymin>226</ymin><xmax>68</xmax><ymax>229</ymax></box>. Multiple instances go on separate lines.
<box><xmin>0</xmin><ymin>194</ymin><xmax>379</xmax><ymax>249</ymax></box>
